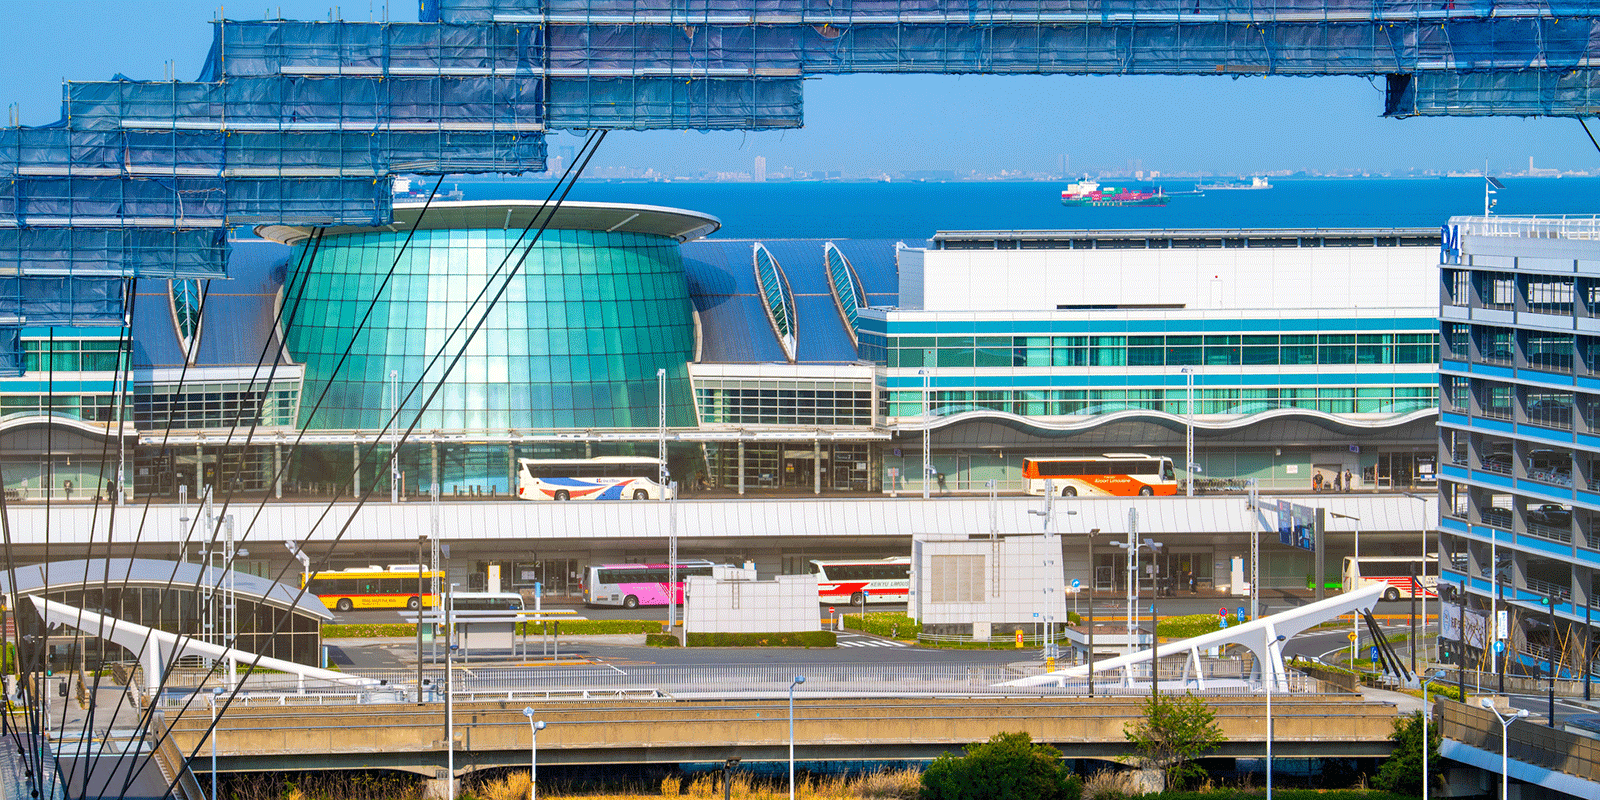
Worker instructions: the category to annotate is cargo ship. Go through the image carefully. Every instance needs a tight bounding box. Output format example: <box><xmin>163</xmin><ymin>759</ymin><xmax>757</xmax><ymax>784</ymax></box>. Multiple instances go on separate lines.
<box><xmin>1060</xmin><ymin>178</ymin><xmax>1169</xmax><ymax>207</ymax></box>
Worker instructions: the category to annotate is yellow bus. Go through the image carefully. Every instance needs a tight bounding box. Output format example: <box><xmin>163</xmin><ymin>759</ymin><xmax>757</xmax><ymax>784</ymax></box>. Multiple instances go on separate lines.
<box><xmin>303</xmin><ymin>564</ymin><xmax>442</xmax><ymax>612</ymax></box>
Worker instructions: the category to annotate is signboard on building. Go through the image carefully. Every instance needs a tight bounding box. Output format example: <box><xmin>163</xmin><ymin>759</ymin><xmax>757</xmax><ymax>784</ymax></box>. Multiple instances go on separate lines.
<box><xmin>1276</xmin><ymin>500</ymin><xmax>1316</xmax><ymax>552</ymax></box>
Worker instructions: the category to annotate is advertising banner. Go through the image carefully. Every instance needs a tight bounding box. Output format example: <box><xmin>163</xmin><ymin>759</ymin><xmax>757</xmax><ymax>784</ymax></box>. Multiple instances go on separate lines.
<box><xmin>1276</xmin><ymin>500</ymin><xmax>1316</xmax><ymax>552</ymax></box>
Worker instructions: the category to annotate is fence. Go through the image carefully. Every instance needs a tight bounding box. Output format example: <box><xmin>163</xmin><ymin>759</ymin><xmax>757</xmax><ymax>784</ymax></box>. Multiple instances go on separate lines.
<box><xmin>150</xmin><ymin>660</ymin><xmax>1336</xmax><ymax>705</ymax></box>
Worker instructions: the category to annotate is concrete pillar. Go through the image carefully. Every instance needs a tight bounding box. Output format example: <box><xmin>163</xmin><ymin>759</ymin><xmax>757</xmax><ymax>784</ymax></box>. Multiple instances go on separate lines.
<box><xmin>813</xmin><ymin>439</ymin><xmax>822</xmax><ymax>495</ymax></box>
<box><xmin>195</xmin><ymin>445</ymin><xmax>203</xmax><ymax>497</ymax></box>
<box><xmin>273</xmin><ymin>443</ymin><xmax>283</xmax><ymax>499</ymax></box>
<box><xmin>430</xmin><ymin>442</ymin><xmax>439</xmax><ymax>494</ymax></box>
<box><xmin>421</xmin><ymin>773</ymin><xmax>457</xmax><ymax>800</ymax></box>
<box><xmin>508</xmin><ymin>444</ymin><xmax>516</xmax><ymax>498</ymax></box>
<box><xmin>352</xmin><ymin>442</ymin><xmax>361</xmax><ymax>497</ymax></box>
<box><xmin>737</xmin><ymin>440</ymin><xmax>746</xmax><ymax>496</ymax></box>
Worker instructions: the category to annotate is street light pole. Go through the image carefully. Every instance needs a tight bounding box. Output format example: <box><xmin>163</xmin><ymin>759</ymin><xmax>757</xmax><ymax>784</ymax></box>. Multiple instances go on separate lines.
<box><xmin>788</xmin><ymin>675</ymin><xmax>806</xmax><ymax>800</ymax></box>
<box><xmin>919</xmin><ymin>365</ymin><xmax>931</xmax><ymax>499</ymax></box>
<box><xmin>1480</xmin><ymin>699</ymin><xmax>1529</xmax><ymax>800</ymax></box>
<box><xmin>390</xmin><ymin>368</ymin><xmax>400</xmax><ymax>503</ymax></box>
<box><xmin>1266</xmin><ymin>634</ymin><xmax>1287</xmax><ymax>800</ymax></box>
<box><xmin>1403</xmin><ymin>491</ymin><xmax>1433</xmax><ymax>672</ymax></box>
<box><xmin>657</xmin><ymin>367</ymin><xmax>669</xmax><ymax>487</ymax></box>
<box><xmin>521</xmin><ymin>708</ymin><xmax>545</xmax><ymax>800</ymax></box>
<box><xmin>1181</xmin><ymin>367</ymin><xmax>1195</xmax><ymax>497</ymax></box>
<box><xmin>1421</xmin><ymin>671</ymin><xmax>1445</xmax><ymax>800</ymax></box>
<box><xmin>1330</xmin><ymin>511</ymin><xmax>1361</xmax><ymax>667</ymax></box>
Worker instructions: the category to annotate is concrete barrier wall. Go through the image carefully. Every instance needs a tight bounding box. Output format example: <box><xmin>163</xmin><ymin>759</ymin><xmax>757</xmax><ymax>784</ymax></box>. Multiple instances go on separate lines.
<box><xmin>158</xmin><ymin>695</ymin><xmax>1400</xmax><ymax>773</ymax></box>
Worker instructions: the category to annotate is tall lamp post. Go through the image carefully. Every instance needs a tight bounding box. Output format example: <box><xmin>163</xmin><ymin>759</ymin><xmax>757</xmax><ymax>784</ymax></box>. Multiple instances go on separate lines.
<box><xmin>1480</xmin><ymin>699</ymin><xmax>1529</xmax><ymax>800</ymax></box>
<box><xmin>1329</xmin><ymin>510</ymin><xmax>1361</xmax><ymax>667</ymax></box>
<box><xmin>918</xmin><ymin>365</ymin><xmax>931</xmax><ymax>499</ymax></box>
<box><xmin>1114</xmin><ymin>533</ymin><xmax>1163</xmax><ymax>697</ymax></box>
<box><xmin>656</xmin><ymin>368</ymin><xmax>669</xmax><ymax>487</ymax></box>
<box><xmin>1181</xmin><ymin>367</ymin><xmax>1196</xmax><ymax>497</ymax></box>
<box><xmin>1420</xmin><ymin>670</ymin><xmax>1445</xmax><ymax>800</ymax></box>
<box><xmin>1403</xmin><ymin>491</ymin><xmax>1434</xmax><ymax>673</ymax></box>
<box><xmin>788</xmin><ymin>675</ymin><xmax>806</xmax><ymax>800</ymax></box>
<box><xmin>520</xmin><ymin>708</ymin><xmax>546</xmax><ymax>800</ymax></box>
<box><xmin>1265</xmin><ymin>634</ymin><xmax>1287</xmax><ymax>800</ymax></box>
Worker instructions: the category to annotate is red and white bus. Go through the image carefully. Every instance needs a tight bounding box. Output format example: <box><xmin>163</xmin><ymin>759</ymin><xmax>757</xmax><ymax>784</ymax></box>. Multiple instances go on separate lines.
<box><xmin>810</xmin><ymin>557</ymin><xmax>910</xmax><ymax>605</ymax></box>
<box><xmin>1023</xmin><ymin>454</ymin><xmax>1179</xmax><ymax>497</ymax></box>
<box><xmin>1342</xmin><ymin>555</ymin><xmax>1438</xmax><ymax>601</ymax></box>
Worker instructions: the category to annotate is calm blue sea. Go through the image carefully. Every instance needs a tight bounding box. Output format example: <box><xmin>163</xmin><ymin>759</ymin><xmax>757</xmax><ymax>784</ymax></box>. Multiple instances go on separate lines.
<box><xmin>452</xmin><ymin>177</ymin><xmax>1600</xmax><ymax>241</ymax></box>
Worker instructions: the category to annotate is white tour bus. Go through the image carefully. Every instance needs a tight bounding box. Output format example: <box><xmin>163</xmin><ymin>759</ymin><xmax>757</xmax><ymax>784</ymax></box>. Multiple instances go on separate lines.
<box><xmin>516</xmin><ymin>456</ymin><xmax>672</xmax><ymax>501</ymax></box>
<box><xmin>810</xmin><ymin>557</ymin><xmax>911</xmax><ymax>605</ymax></box>
<box><xmin>1341</xmin><ymin>555</ymin><xmax>1438</xmax><ymax>601</ymax></box>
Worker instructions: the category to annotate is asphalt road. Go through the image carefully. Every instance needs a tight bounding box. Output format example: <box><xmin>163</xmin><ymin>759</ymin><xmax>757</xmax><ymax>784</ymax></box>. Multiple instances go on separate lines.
<box><xmin>331</xmin><ymin>596</ymin><xmax>1438</xmax><ymax>624</ymax></box>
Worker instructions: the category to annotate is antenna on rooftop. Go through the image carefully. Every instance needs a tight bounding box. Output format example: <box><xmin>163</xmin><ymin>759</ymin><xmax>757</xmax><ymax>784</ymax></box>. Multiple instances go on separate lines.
<box><xmin>1484</xmin><ymin>159</ymin><xmax>1504</xmax><ymax>216</ymax></box>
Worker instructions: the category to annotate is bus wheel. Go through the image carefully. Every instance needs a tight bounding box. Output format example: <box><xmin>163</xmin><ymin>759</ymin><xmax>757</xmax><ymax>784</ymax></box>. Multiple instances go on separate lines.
<box><xmin>850</xmin><ymin>592</ymin><xmax>864</xmax><ymax>605</ymax></box>
<box><xmin>554</xmin><ymin>490</ymin><xmax>570</xmax><ymax>501</ymax></box>
<box><xmin>633</xmin><ymin>489</ymin><xmax>649</xmax><ymax>500</ymax></box>
<box><xmin>623</xmin><ymin>595</ymin><xmax>640</xmax><ymax>609</ymax></box>
<box><xmin>407</xmin><ymin>596</ymin><xmax>420</xmax><ymax>610</ymax></box>
<box><xmin>1062</xmin><ymin>486</ymin><xmax>1077</xmax><ymax>497</ymax></box>
<box><xmin>1383</xmin><ymin>587</ymin><xmax>1400</xmax><ymax>602</ymax></box>
<box><xmin>335</xmin><ymin>598</ymin><xmax>353</xmax><ymax>612</ymax></box>
<box><xmin>1139</xmin><ymin>486</ymin><xmax>1154</xmax><ymax>496</ymax></box>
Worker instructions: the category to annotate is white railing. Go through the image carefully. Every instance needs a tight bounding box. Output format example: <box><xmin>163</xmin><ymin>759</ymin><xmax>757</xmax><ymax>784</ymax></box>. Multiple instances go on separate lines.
<box><xmin>1451</xmin><ymin>215</ymin><xmax>1600</xmax><ymax>241</ymax></box>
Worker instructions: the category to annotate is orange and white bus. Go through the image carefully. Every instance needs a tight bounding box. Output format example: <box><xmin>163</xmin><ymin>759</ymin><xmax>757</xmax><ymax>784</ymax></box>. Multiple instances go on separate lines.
<box><xmin>1023</xmin><ymin>454</ymin><xmax>1179</xmax><ymax>497</ymax></box>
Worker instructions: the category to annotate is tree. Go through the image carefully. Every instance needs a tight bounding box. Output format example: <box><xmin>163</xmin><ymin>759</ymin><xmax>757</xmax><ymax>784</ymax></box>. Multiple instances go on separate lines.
<box><xmin>920</xmin><ymin>731</ymin><xmax>1081</xmax><ymax>800</ymax></box>
<box><xmin>1122</xmin><ymin>691</ymin><xmax>1226</xmax><ymax>791</ymax></box>
<box><xmin>1374</xmin><ymin>710</ymin><xmax>1441</xmax><ymax>796</ymax></box>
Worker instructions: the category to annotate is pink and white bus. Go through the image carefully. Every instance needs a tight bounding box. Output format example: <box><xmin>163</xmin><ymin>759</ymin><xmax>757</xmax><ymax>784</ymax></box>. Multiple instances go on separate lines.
<box><xmin>583</xmin><ymin>561</ymin><xmax>717</xmax><ymax>608</ymax></box>
<box><xmin>810</xmin><ymin>557</ymin><xmax>911</xmax><ymax>605</ymax></box>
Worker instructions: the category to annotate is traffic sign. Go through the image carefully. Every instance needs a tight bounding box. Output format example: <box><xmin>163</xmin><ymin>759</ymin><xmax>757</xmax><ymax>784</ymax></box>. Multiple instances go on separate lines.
<box><xmin>1494</xmin><ymin>640</ymin><xmax>1505</xmax><ymax>654</ymax></box>
<box><xmin>1347</xmin><ymin>631</ymin><xmax>1358</xmax><ymax>642</ymax></box>
<box><xmin>1071</xmin><ymin>579</ymin><xmax>1081</xmax><ymax>591</ymax></box>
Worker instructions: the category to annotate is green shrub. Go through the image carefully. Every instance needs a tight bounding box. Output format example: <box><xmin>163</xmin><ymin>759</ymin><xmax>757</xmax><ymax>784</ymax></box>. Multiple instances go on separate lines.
<box><xmin>644</xmin><ymin>633</ymin><xmax>680</xmax><ymax>647</ymax></box>
<box><xmin>1373</xmin><ymin>710</ymin><xmax>1441</xmax><ymax>796</ymax></box>
<box><xmin>1066</xmin><ymin>611</ymin><xmax>1082</xmax><ymax>626</ymax></box>
<box><xmin>1154</xmin><ymin>614</ymin><xmax>1221</xmax><ymax>639</ymax></box>
<box><xmin>683</xmin><ymin>631</ymin><xmax>837</xmax><ymax>647</ymax></box>
<box><xmin>322</xmin><ymin>623</ymin><xmax>417</xmax><ymax>638</ymax></box>
<box><xmin>843</xmin><ymin>612</ymin><xmax>921</xmax><ymax>639</ymax></box>
<box><xmin>920</xmin><ymin>731</ymin><xmax>1081</xmax><ymax>800</ymax></box>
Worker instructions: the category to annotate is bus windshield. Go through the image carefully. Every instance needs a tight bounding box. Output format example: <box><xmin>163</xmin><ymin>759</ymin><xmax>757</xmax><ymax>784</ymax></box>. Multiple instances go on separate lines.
<box><xmin>517</xmin><ymin>457</ymin><xmax>670</xmax><ymax>501</ymax></box>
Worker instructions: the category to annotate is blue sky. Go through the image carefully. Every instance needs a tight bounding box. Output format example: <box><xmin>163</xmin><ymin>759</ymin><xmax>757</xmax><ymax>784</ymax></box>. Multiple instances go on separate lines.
<box><xmin>3</xmin><ymin>0</ymin><xmax>1597</xmax><ymax>176</ymax></box>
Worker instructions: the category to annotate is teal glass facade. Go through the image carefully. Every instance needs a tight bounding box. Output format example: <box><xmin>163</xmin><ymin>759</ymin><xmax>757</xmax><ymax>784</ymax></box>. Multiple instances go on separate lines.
<box><xmin>286</xmin><ymin>226</ymin><xmax>697</xmax><ymax>432</ymax></box>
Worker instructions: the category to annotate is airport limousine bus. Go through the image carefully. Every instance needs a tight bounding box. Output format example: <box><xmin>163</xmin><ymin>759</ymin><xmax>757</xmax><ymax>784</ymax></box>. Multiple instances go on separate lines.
<box><xmin>583</xmin><ymin>561</ymin><xmax>718</xmax><ymax>608</ymax></box>
<box><xmin>1022</xmin><ymin>453</ymin><xmax>1179</xmax><ymax>497</ymax></box>
<box><xmin>303</xmin><ymin>564</ymin><xmax>442</xmax><ymax>612</ymax></box>
<box><xmin>1341</xmin><ymin>555</ymin><xmax>1438</xmax><ymax>601</ymax></box>
<box><xmin>516</xmin><ymin>456</ymin><xmax>672</xmax><ymax>501</ymax></box>
<box><xmin>810</xmin><ymin>557</ymin><xmax>911</xmax><ymax>605</ymax></box>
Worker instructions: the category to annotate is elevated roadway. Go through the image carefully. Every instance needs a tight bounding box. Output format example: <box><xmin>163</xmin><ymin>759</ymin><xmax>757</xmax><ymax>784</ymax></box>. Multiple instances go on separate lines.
<box><xmin>155</xmin><ymin>694</ymin><xmax>1402</xmax><ymax>778</ymax></box>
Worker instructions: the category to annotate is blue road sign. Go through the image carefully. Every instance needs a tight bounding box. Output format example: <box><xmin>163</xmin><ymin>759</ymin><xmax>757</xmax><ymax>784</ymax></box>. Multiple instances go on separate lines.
<box><xmin>1071</xmin><ymin>579</ymin><xmax>1081</xmax><ymax>590</ymax></box>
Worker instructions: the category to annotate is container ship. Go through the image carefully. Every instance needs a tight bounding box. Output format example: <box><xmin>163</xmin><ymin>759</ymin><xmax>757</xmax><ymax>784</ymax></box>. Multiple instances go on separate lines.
<box><xmin>1060</xmin><ymin>178</ymin><xmax>1169</xmax><ymax>207</ymax></box>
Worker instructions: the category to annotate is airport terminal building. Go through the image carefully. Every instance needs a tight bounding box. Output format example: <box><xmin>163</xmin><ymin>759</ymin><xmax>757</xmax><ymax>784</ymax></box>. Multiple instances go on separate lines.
<box><xmin>0</xmin><ymin>201</ymin><xmax>1443</xmax><ymax>503</ymax></box>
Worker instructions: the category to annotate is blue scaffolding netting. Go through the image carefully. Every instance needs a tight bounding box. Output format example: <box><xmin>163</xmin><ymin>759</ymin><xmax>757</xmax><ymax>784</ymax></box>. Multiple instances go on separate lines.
<box><xmin>1</xmin><ymin>0</ymin><xmax>1598</xmax><ymax>369</ymax></box>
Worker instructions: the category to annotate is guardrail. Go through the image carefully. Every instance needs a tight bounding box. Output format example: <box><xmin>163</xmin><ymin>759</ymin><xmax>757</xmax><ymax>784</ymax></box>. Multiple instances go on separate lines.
<box><xmin>1441</xmin><ymin>699</ymin><xmax>1600</xmax><ymax>784</ymax></box>
<box><xmin>149</xmin><ymin>662</ymin><xmax>1348</xmax><ymax>705</ymax></box>
<box><xmin>1452</xmin><ymin>215</ymin><xmax>1600</xmax><ymax>241</ymax></box>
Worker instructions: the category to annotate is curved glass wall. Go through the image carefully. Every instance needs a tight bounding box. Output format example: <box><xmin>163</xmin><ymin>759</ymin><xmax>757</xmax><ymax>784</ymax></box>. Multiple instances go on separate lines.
<box><xmin>753</xmin><ymin>242</ymin><xmax>797</xmax><ymax>362</ymax></box>
<box><xmin>286</xmin><ymin>227</ymin><xmax>697</xmax><ymax>431</ymax></box>
<box><xmin>824</xmin><ymin>241</ymin><xmax>863</xmax><ymax>346</ymax></box>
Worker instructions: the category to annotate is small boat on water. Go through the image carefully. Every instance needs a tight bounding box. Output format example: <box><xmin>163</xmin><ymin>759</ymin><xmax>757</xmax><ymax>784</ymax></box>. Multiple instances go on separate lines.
<box><xmin>1060</xmin><ymin>177</ymin><xmax>1169</xmax><ymax>207</ymax></box>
